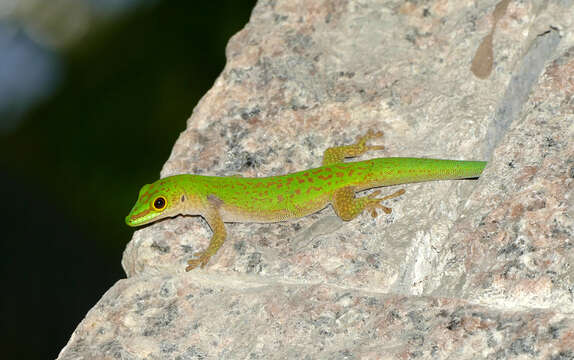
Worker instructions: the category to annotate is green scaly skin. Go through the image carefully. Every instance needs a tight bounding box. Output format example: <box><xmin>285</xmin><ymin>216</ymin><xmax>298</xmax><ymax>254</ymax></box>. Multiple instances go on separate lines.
<box><xmin>126</xmin><ymin>130</ymin><xmax>486</xmax><ymax>271</ymax></box>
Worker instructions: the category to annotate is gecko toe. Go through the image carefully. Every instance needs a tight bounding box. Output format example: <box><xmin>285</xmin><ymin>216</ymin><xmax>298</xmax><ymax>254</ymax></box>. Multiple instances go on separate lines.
<box><xmin>185</xmin><ymin>260</ymin><xmax>199</xmax><ymax>271</ymax></box>
<box><xmin>186</xmin><ymin>251</ymin><xmax>213</xmax><ymax>271</ymax></box>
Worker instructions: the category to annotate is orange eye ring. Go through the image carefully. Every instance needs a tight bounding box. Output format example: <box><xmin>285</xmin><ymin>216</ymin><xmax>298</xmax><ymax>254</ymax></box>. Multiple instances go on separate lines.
<box><xmin>152</xmin><ymin>196</ymin><xmax>167</xmax><ymax>211</ymax></box>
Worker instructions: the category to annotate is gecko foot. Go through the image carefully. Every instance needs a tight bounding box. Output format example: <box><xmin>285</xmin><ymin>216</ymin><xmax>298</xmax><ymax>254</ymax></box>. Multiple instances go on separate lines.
<box><xmin>358</xmin><ymin>129</ymin><xmax>383</xmax><ymax>141</ymax></box>
<box><xmin>356</xmin><ymin>129</ymin><xmax>385</xmax><ymax>152</ymax></box>
<box><xmin>185</xmin><ymin>251</ymin><xmax>212</xmax><ymax>271</ymax></box>
<box><xmin>322</xmin><ymin>129</ymin><xmax>386</xmax><ymax>165</ymax></box>
<box><xmin>365</xmin><ymin>189</ymin><xmax>406</xmax><ymax>217</ymax></box>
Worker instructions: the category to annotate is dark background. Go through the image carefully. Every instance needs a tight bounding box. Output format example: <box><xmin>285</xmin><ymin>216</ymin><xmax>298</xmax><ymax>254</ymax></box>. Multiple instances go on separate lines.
<box><xmin>0</xmin><ymin>1</ymin><xmax>256</xmax><ymax>358</ymax></box>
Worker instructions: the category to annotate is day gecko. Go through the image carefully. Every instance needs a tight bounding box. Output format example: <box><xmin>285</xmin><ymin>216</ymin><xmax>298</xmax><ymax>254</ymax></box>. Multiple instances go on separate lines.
<box><xmin>126</xmin><ymin>130</ymin><xmax>486</xmax><ymax>271</ymax></box>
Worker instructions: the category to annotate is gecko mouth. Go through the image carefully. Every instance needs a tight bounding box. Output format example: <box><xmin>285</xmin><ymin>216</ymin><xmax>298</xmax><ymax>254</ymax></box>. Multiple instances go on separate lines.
<box><xmin>125</xmin><ymin>208</ymin><xmax>155</xmax><ymax>226</ymax></box>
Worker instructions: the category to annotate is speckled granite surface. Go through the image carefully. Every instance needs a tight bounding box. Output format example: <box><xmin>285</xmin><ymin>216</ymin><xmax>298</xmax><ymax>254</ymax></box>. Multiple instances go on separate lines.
<box><xmin>59</xmin><ymin>0</ymin><xmax>574</xmax><ymax>358</ymax></box>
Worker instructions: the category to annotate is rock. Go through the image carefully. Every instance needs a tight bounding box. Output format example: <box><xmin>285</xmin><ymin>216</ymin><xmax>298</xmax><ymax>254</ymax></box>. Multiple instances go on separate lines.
<box><xmin>58</xmin><ymin>0</ymin><xmax>574</xmax><ymax>358</ymax></box>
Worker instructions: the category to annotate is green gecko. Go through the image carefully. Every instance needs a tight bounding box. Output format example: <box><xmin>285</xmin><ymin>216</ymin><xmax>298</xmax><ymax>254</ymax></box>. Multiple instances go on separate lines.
<box><xmin>126</xmin><ymin>130</ymin><xmax>486</xmax><ymax>271</ymax></box>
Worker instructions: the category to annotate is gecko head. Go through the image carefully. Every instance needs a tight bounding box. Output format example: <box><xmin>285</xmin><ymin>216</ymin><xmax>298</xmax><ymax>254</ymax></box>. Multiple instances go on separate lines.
<box><xmin>125</xmin><ymin>176</ymin><xmax>191</xmax><ymax>227</ymax></box>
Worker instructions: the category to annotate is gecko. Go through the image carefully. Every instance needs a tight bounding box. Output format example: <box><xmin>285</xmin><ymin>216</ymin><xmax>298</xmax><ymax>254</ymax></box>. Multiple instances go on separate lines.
<box><xmin>126</xmin><ymin>130</ymin><xmax>486</xmax><ymax>271</ymax></box>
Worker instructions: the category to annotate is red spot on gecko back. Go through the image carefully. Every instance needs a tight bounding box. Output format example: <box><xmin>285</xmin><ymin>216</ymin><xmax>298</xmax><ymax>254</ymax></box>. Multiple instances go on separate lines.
<box><xmin>265</xmin><ymin>181</ymin><xmax>277</xmax><ymax>188</ymax></box>
<box><xmin>306</xmin><ymin>186</ymin><xmax>323</xmax><ymax>194</ymax></box>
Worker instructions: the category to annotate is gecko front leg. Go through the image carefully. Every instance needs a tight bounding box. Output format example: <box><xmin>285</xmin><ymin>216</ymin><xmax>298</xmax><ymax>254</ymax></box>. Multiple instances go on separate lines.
<box><xmin>186</xmin><ymin>195</ymin><xmax>227</xmax><ymax>271</ymax></box>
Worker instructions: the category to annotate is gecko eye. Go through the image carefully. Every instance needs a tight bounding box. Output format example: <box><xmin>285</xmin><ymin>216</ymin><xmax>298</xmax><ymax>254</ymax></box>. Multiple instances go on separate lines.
<box><xmin>152</xmin><ymin>196</ymin><xmax>167</xmax><ymax>211</ymax></box>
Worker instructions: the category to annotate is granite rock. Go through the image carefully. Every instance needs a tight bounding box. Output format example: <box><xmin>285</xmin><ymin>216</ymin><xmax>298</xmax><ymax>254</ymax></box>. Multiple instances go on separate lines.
<box><xmin>59</xmin><ymin>0</ymin><xmax>574</xmax><ymax>358</ymax></box>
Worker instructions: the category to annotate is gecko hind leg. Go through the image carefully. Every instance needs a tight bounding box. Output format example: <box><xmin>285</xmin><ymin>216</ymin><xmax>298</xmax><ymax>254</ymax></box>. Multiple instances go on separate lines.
<box><xmin>332</xmin><ymin>187</ymin><xmax>406</xmax><ymax>221</ymax></box>
<box><xmin>322</xmin><ymin>129</ymin><xmax>385</xmax><ymax>166</ymax></box>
